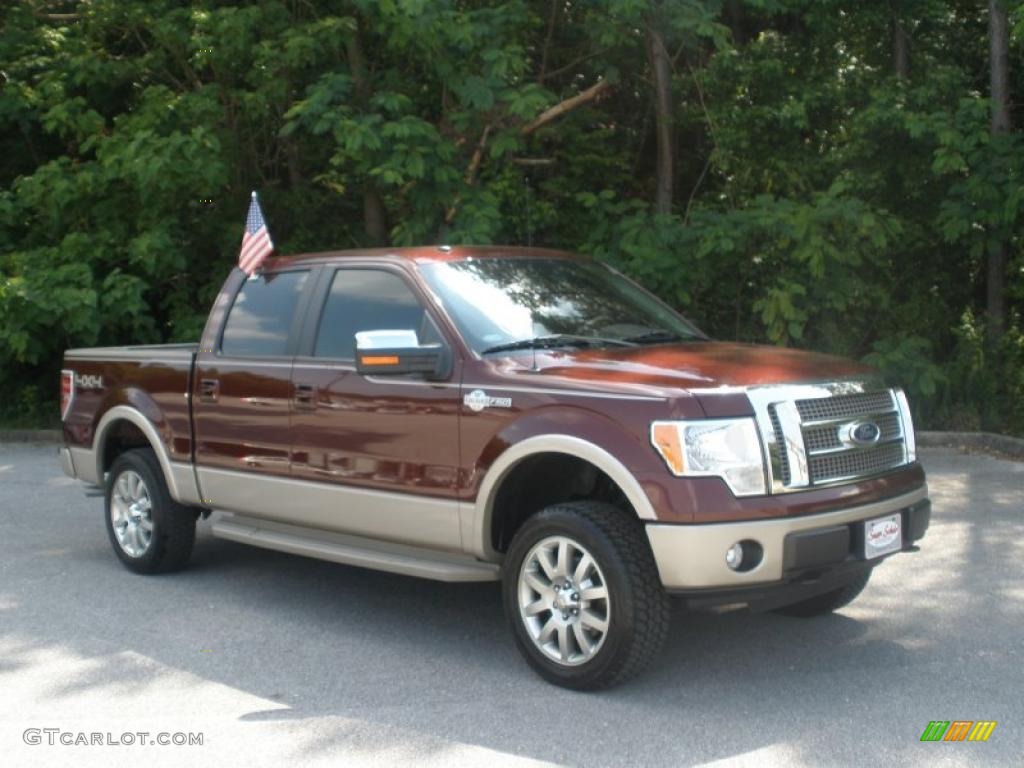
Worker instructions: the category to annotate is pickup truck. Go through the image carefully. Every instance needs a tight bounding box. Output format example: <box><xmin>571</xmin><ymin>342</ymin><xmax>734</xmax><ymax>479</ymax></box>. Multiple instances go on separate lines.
<box><xmin>60</xmin><ymin>245</ymin><xmax>930</xmax><ymax>689</ymax></box>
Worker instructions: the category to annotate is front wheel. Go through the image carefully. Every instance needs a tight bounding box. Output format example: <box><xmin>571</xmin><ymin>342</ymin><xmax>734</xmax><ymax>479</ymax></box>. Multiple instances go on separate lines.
<box><xmin>502</xmin><ymin>501</ymin><xmax>670</xmax><ymax>690</ymax></box>
<box><xmin>105</xmin><ymin>448</ymin><xmax>197</xmax><ymax>574</ymax></box>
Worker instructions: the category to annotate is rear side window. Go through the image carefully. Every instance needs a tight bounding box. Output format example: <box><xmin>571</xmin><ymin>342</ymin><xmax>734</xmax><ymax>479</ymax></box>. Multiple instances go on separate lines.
<box><xmin>221</xmin><ymin>271</ymin><xmax>309</xmax><ymax>357</ymax></box>
<box><xmin>314</xmin><ymin>269</ymin><xmax>440</xmax><ymax>359</ymax></box>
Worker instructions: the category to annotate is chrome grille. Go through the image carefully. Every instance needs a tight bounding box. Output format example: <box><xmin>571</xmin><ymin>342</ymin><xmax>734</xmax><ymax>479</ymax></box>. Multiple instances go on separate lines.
<box><xmin>795</xmin><ymin>391</ymin><xmax>896</xmax><ymax>422</ymax></box>
<box><xmin>748</xmin><ymin>382</ymin><xmax>911</xmax><ymax>493</ymax></box>
<box><xmin>798</xmin><ymin>390</ymin><xmax>904</xmax><ymax>485</ymax></box>
<box><xmin>767</xmin><ymin>404</ymin><xmax>792</xmax><ymax>485</ymax></box>
<box><xmin>808</xmin><ymin>442</ymin><xmax>906</xmax><ymax>483</ymax></box>
<box><xmin>801</xmin><ymin>411</ymin><xmax>902</xmax><ymax>453</ymax></box>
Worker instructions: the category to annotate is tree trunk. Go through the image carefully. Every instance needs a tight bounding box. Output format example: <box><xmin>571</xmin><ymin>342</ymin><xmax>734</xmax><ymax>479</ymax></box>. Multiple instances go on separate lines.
<box><xmin>987</xmin><ymin>240</ymin><xmax>1009</xmax><ymax>338</ymax></box>
<box><xmin>362</xmin><ymin>189</ymin><xmax>388</xmax><ymax>244</ymax></box>
<box><xmin>345</xmin><ymin>22</ymin><xmax>389</xmax><ymax>245</ymax></box>
<box><xmin>989</xmin><ymin>1</ymin><xmax>1012</xmax><ymax>134</ymax></box>
<box><xmin>284</xmin><ymin>130</ymin><xmax>302</xmax><ymax>190</ymax></box>
<box><xmin>987</xmin><ymin>0</ymin><xmax>1012</xmax><ymax>337</ymax></box>
<box><xmin>725</xmin><ymin>0</ymin><xmax>748</xmax><ymax>45</ymax></box>
<box><xmin>646</xmin><ymin>14</ymin><xmax>673</xmax><ymax>216</ymax></box>
<box><xmin>891</xmin><ymin>11</ymin><xmax>909</xmax><ymax>79</ymax></box>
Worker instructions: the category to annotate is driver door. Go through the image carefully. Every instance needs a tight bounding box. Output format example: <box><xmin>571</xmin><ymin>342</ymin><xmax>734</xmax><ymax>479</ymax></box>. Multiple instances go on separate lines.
<box><xmin>287</xmin><ymin>264</ymin><xmax>464</xmax><ymax>550</ymax></box>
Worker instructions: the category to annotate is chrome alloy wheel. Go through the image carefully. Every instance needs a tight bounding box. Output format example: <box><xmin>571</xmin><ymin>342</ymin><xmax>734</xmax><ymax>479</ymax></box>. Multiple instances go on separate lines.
<box><xmin>517</xmin><ymin>535</ymin><xmax>611</xmax><ymax>666</ymax></box>
<box><xmin>110</xmin><ymin>470</ymin><xmax>153</xmax><ymax>557</ymax></box>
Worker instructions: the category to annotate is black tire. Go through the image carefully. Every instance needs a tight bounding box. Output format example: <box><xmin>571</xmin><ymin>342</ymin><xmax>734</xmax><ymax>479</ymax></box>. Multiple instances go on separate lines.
<box><xmin>104</xmin><ymin>448</ymin><xmax>198</xmax><ymax>574</ymax></box>
<box><xmin>502</xmin><ymin>501</ymin><xmax>670</xmax><ymax>690</ymax></box>
<box><xmin>772</xmin><ymin>568</ymin><xmax>872</xmax><ymax>618</ymax></box>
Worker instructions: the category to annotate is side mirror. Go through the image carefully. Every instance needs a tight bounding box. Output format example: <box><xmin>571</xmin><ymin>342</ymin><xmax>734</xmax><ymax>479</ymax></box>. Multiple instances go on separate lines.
<box><xmin>354</xmin><ymin>329</ymin><xmax>451</xmax><ymax>380</ymax></box>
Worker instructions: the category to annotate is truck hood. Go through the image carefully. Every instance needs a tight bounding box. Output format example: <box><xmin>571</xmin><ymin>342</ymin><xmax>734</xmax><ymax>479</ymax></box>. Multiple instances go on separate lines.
<box><xmin>491</xmin><ymin>341</ymin><xmax>876</xmax><ymax>395</ymax></box>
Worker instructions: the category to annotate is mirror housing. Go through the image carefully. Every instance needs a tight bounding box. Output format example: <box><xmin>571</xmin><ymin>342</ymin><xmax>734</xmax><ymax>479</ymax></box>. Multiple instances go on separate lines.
<box><xmin>354</xmin><ymin>330</ymin><xmax>451</xmax><ymax>380</ymax></box>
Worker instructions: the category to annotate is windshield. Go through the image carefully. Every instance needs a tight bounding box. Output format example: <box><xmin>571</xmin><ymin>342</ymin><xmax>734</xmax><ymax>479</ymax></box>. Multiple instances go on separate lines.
<box><xmin>419</xmin><ymin>257</ymin><xmax>705</xmax><ymax>354</ymax></box>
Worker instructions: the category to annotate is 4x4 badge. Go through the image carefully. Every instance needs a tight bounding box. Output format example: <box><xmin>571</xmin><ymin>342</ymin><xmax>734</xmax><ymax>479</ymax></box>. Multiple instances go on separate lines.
<box><xmin>75</xmin><ymin>374</ymin><xmax>104</xmax><ymax>390</ymax></box>
<box><xmin>464</xmin><ymin>389</ymin><xmax>512</xmax><ymax>412</ymax></box>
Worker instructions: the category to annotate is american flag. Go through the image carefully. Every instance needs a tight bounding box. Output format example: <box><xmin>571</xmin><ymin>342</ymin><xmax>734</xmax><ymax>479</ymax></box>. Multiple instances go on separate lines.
<box><xmin>238</xmin><ymin>191</ymin><xmax>274</xmax><ymax>275</ymax></box>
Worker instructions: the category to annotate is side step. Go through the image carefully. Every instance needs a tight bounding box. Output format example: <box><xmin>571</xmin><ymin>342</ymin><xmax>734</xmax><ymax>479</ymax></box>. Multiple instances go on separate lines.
<box><xmin>210</xmin><ymin>514</ymin><xmax>501</xmax><ymax>583</ymax></box>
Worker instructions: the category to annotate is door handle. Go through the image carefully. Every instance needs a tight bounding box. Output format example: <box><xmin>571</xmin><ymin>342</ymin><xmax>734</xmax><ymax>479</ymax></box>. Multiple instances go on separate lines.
<box><xmin>199</xmin><ymin>378</ymin><xmax>219</xmax><ymax>402</ymax></box>
<box><xmin>294</xmin><ymin>383</ymin><xmax>316</xmax><ymax>410</ymax></box>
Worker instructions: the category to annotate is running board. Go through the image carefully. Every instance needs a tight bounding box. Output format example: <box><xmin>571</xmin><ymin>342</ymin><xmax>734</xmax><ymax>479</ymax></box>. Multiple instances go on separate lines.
<box><xmin>210</xmin><ymin>514</ymin><xmax>500</xmax><ymax>583</ymax></box>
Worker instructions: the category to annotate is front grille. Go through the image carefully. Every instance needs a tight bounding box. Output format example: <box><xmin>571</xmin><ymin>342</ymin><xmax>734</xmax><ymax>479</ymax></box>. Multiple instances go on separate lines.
<box><xmin>798</xmin><ymin>391</ymin><xmax>904</xmax><ymax>485</ymax></box>
<box><xmin>808</xmin><ymin>442</ymin><xmax>906</xmax><ymax>483</ymax></box>
<box><xmin>795</xmin><ymin>391</ymin><xmax>895</xmax><ymax>422</ymax></box>
<box><xmin>767</xmin><ymin>404</ymin><xmax>791</xmax><ymax>485</ymax></box>
<box><xmin>753</xmin><ymin>385</ymin><xmax>910</xmax><ymax>492</ymax></box>
<box><xmin>802</xmin><ymin>411</ymin><xmax>902</xmax><ymax>453</ymax></box>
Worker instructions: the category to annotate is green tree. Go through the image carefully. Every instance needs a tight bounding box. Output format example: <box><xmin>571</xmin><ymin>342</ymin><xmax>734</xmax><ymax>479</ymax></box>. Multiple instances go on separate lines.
<box><xmin>1</xmin><ymin>0</ymin><xmax>1021</xmax><ymax>432</ymax></box>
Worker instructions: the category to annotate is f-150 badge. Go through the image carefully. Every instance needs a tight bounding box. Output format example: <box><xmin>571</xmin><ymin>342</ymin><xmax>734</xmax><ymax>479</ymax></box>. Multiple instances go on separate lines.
<box><xmin>463</xmin><ymin>389</ymin><xmax>512</xmax><ymax>412</ymax></box>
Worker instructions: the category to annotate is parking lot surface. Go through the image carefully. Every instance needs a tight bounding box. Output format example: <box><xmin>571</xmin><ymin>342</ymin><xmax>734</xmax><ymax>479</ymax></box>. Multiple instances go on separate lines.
<box><xmin>1</xmin><ymin>443</ymin><xmax>1021</xmax><ymax>767</ymax></box>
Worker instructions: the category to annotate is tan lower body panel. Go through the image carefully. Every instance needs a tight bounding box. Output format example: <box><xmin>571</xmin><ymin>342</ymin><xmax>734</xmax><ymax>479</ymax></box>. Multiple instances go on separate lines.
<box><xmin>646</xmin><ymin>485</ymin><xmax>928</xmax><ymax>590</ymax></box>
<box><xmin>211</xmin><ymin>514</ymin><xmax>499</xmax><ymax>582</ymax></box>
<box><xmin>67</xmin><ymin>446</ymin><xmax>99</xmax><ymax>484</ymax></box>
<box><xmin>59</xmin><ymin>446</ymin><xmax>76</xmax><ymax>479</ymax></box>
<box><xmin>64</xmin><ymin>442</ymin><xmax>201</xmax><ymax>507</ymax></box>
<box><xmin>196</xmin><ymin>467</ymin><xmax>463</xmax><ymax>553</ymax></box>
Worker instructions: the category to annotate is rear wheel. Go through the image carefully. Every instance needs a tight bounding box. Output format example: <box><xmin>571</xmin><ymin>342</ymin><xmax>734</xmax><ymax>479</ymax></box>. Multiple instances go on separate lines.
<box><xmin>772</xmin><ymin>568</ymin><xmax>872</xmax><ymax>617</ymax></box>
<box><xmin>105</xmin><ymin>448</ymin><xmax>197</xmax><ymax>574</ymax></box>
<box><xmin>502</xmin><ymin>501</ymin><xmax>670</xmax><ymax>690</ymax></box>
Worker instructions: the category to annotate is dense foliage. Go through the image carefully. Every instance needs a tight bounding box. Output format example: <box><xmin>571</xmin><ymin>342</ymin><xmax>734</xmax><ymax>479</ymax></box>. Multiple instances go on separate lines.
<box><xmin>1</xmin><ymin>0</ymin><xmax>1022</xmax><ymax>432</ymax></box>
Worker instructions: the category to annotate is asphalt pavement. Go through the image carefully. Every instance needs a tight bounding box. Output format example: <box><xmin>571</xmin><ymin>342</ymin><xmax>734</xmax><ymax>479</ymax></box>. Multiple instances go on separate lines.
<box><xmin>1</xmin><ymin>443</ymin><xmax>1021</xmax><ymax>767</ymax></box>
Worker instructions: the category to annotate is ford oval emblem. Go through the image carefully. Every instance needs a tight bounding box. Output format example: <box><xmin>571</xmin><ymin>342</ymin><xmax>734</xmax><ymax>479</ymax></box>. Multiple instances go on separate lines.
<box><xmin>844</xmin><ymin>420</ymin><xmax>881</xmax><ymax>446</ymax></box>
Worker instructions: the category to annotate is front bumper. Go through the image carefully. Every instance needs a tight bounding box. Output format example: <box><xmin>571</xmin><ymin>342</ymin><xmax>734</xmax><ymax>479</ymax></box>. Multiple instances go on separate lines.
<box><xmin>646</xmin><ymin>486</ymin><xmax>929</xmax><ymax>592</ymax></box>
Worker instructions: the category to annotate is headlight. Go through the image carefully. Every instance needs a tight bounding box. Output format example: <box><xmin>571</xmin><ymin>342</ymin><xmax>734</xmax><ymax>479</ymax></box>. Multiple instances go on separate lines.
<box><xmin>893</xmin><ymin>388</ymin><xmax>917</xmax><ymax>462</ymax></box>
<box><xmin>650</xmin><ymin>418</ymin><xmax>767</xmax><ymax>496</ymax></box>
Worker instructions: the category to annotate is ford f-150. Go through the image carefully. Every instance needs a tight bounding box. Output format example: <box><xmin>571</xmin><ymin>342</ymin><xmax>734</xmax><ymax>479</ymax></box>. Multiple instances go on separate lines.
<box><xmin>59</xmin><ymin>245</ymin><xmax>930</xmax><ymax>689</ymax></box>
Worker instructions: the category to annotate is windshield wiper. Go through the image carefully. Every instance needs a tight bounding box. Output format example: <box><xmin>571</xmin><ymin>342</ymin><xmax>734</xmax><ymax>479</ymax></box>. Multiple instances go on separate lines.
<box><xmin>621</xmin><ymin>329</ymin><xmax>695</xmax><ymax>345</ymax></box>
<box><xmin>481</xmin><ymin>334</ymin><xmax>635</xmax><ymax>355</ymax></box>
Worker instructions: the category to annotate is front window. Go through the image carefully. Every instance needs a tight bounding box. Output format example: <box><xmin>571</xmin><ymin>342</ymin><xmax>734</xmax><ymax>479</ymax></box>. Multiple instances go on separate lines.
<box><xmin>313</xmin><ymin>268</ymin><xmax>442</xmax><ymax>360</ymax></box>
<box><xmin>419</xmin><ymin>257</ymin><xmax>704</xmax><ymax>354</ymax></box>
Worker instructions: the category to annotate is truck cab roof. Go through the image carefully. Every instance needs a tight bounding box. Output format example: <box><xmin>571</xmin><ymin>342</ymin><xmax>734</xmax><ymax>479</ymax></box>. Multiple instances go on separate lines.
<box><xmin>269</xmin><ymin>244</ymin><xmax>585</xmax><ymax>269</ymax></box>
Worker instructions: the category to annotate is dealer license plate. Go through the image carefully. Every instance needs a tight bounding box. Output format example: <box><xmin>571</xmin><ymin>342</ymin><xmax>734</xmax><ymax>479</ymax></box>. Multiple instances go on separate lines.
<box><xmin>863</xmin><ymin>513</ymin><xmax>902</xmax><ymax>559</ymax></box>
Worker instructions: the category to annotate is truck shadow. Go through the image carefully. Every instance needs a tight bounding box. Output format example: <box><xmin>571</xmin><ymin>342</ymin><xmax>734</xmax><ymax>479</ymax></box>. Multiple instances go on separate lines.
<box><xmin>128</xmin><ymin>532</ymin><xmax>920</xmax><ymax>766</ymax></box>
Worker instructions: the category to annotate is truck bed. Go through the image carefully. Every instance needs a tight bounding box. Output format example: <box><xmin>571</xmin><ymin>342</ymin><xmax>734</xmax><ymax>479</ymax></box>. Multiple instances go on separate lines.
<box><xmin>62</xmin><ymin>343</ymin><xmax>198</xmax><ymax>475</ymax></box>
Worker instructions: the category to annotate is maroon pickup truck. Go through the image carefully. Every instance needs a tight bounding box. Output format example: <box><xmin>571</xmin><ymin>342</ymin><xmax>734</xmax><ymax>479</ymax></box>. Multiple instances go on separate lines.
<box><xmin>60</xmin><ymin>246</ymin><xmax>929</xmax><ymax>689</ymax></box>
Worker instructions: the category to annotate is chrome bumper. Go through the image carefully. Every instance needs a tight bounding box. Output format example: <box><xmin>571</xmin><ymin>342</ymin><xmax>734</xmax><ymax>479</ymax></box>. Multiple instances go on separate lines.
<box><xmin>646</xmin><ymin>485</ymin><xmax>928</xmax><ymax>590</ymax></box>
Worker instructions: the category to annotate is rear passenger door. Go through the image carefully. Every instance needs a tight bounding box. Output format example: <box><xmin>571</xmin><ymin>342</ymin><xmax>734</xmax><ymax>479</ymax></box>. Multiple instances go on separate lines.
<box><xmin>192</xmin><ymin>267</ymin><xmax>315</xmax><ymax>512</ymax></box>
<box><xmin>287</xmin><ymin>265</ymin><xmax>464</xmax><ymax>550</ymax></box>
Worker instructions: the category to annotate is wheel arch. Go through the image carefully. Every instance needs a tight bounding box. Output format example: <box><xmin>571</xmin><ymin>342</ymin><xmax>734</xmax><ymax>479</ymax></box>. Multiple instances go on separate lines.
<box><xmin>470</xmin><ymin>434</ymin><xmax>657</xmax><ymax>561</ymax></box>
<box><xmin>93</xmin><ymin>405</ymin><xmax>200</xmax><ymax>505</ymax></box>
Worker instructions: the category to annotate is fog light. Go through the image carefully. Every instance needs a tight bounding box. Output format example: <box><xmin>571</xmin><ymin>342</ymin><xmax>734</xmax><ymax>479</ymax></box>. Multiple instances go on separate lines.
<box><xmin>725</xmin><ymin>540</ymin><xmax>764</xmax><ymax>573</ymax></box>
<box><xmin>725</xmin><ymin>542</ymin><xmax>744</xmax><ymax>570</ymax></box>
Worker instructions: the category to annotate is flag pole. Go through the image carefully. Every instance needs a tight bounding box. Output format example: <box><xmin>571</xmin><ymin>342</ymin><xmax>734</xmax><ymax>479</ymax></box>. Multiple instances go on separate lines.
<box><xmin>248</xmin><ymin>190</ymin><xmax>258</xmax><ymax>278</ymax></box>
<box><xmin>250</xmin><ymin>191</ymin><xmax>259</xmax><ymax>279</ymax></box>
<box><xmin>238</xmin><ymin>189</ymin><xmax>275</xmax><ymax>277</ymax></box>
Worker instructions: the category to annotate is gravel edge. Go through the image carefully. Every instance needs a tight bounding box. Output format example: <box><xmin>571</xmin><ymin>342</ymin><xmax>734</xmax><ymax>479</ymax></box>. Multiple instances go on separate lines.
<box><xmin>917</xmin><ymin>431</ymin><xmax>1024</xmax><ymax>461</ymax></box>
<box><xmin>0</xmin><ymin>430</ymin><xmax>61</xmax><ymax>443</ymax></box>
